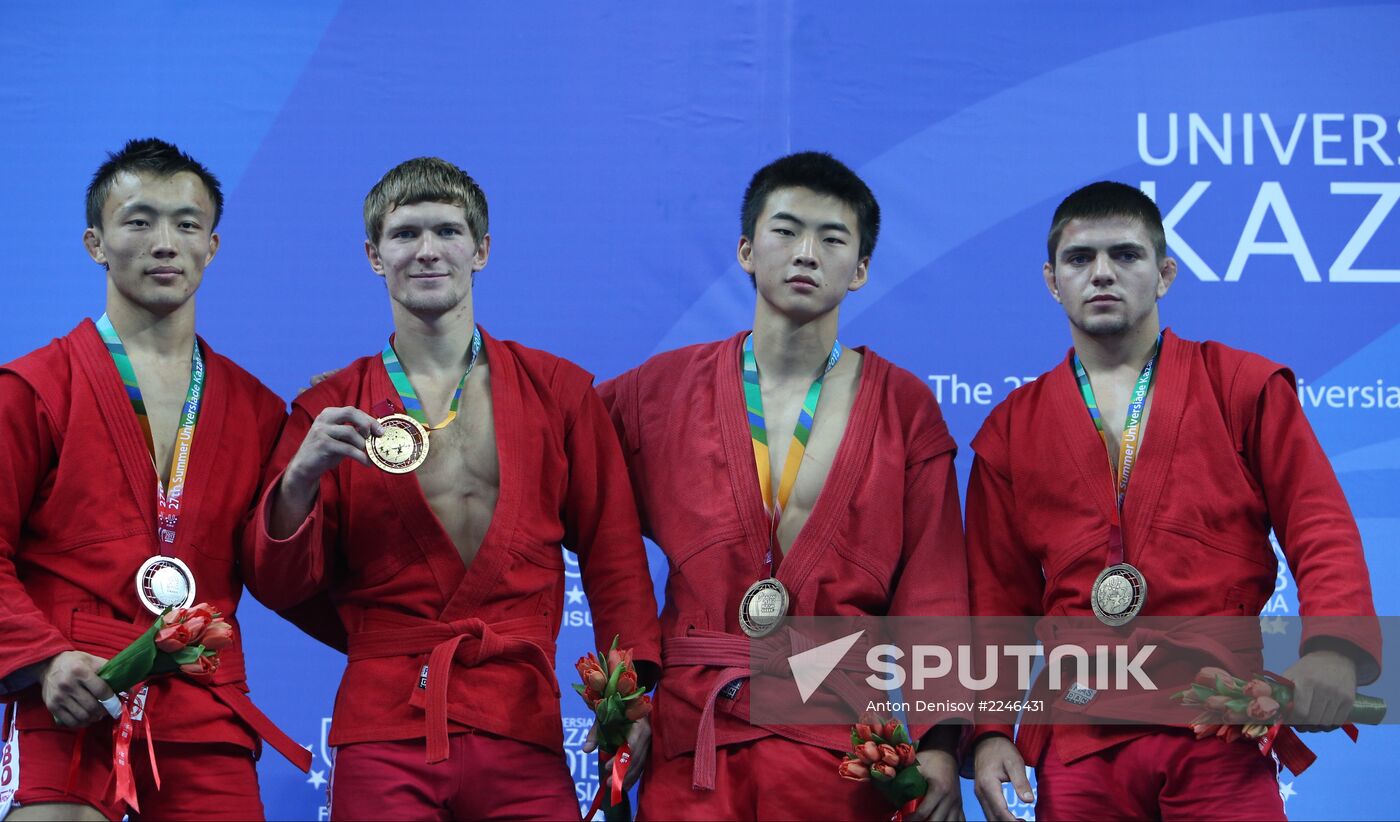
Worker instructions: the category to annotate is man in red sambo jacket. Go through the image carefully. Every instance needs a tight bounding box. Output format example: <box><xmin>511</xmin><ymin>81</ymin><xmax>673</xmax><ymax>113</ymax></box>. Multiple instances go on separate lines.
<box><xmin>0</xmin><ymin>139</ymin><xmax>308</xmax><ymax>821</ymax></box>
<box><xmin>967</xmin><ymin>181</ymin><xmax>1381</xmax><ymax>821</ymax></box>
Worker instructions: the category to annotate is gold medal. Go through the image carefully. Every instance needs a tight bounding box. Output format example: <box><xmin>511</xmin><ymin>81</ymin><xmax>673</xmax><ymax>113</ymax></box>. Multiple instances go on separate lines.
<box><xmin>739</xmin><ymin>578</ymin><xmax>789</xmax><ymax>638</ymax></box>
<box><xmin>135</xmin><ymin>556</ymin><xmax>197</xmax><ymax>615</ymax></box>
<box><xmin>367</xmin><ymin>413</ymin><xmax>430</xmax><ymax>474</ymax></box>
<box><xmin>1091</xmin><ymin>563</ymin><xmax>1147</xmax><ymax>626</ymax></box>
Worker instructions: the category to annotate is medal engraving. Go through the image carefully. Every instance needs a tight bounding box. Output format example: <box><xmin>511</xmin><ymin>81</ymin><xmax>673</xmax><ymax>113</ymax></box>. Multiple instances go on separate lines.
<box><xmin>1091</xmin><ymin>563</ymin><xmax>1147</xmax><ymax>626</ymax></box>
<box><xmin>739</xmin><ymin>578</ymin><xmax>789</xmax><ymax>638</ymax></box>
<box><xmin>367</xmin><ymin>413</ymin><xmax>430</xmax><ymax>473</ymax></box>
<box><xmin>135</xmin><ymin>556</ymin><xmax>197</xmax><ymax>615</ymax></box>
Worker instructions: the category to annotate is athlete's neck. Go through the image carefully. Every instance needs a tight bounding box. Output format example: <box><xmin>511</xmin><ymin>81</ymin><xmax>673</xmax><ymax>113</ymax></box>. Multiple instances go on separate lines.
<box><xmin>104</xmin><ymin>289</ymin><xmax>196</xmax><ymax>360</ymax></box>
<box><xmin>390</xmin><ymin>298</ymin><xmax>478</xmax><ymax>377</ymax></box>
<box><xmin>1071</xmin><ymin>316</ymin><xmax>1161</xmax><ymax>377</ymax></box>
<box><xmin>750</xmin><ymin>302</ymin><xmax>840</xmax><ymax>383</ymax></box>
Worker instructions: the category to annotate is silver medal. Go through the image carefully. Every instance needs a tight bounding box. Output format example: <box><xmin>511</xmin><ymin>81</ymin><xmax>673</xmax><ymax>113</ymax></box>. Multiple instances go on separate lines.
<box><xmin>739</xmin><ymin>578</ymin><xmax>789</xmax><ymax>638</ymax></box>
<box><xmin>135</xmin><ymin>556</ymin><xmax>197</xmax><ymax>615</ymax></box>
<box><xmin>1091</xmin><ymin>562</ymin><xmax>1147</xmax><ymax>626</ymax></box>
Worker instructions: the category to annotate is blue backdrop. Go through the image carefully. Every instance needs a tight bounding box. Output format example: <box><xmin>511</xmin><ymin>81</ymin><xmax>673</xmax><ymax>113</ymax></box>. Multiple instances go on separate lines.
<box><xmin>2</xmin><ymin>2</ymin><xmax>1397</xmax><ymax>819</ymax></box>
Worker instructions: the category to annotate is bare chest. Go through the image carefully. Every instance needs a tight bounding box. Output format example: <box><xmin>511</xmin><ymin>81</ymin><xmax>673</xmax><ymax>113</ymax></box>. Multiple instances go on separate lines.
<box><xmin>1090</xmin><ymin>385</ymin><xmax>1156</xmax><ymax>480</ymax></box>
<box><xmin>758</xmin><ymin>358</ymin><xmax>861</xmax><ymax>554</ymax></box>
<box><xmin>411</xmin><ymin>370</ymin><xmax>501</xmax><ymax>568</ymax></box>
<box><xmin>127</xmin><ymin>358</ymin><xmax>196</xmax><ymax>488</ymax></box>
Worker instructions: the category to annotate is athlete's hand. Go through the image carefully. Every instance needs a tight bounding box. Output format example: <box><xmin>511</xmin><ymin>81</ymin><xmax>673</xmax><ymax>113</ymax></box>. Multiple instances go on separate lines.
<box><xmin>283</xmin><ymin>407</ymin><xmax>380</xmax><ymax>493</ymax></box>
<box><xmin>1285</xmin><ymin>649</ymin><xmax>1357</xmax><ymax>731</ymax></box>
<box><xmin>270</xmin><ymin>407</ymin><xmax>380</xmax><ymax>539</ymax></box>
<box><xmin>38</xmin><ymin>651</ymin><xmax>115</xmax><ymax>728</ymax></box>
<box><xmin>582</xmin><ymin>716</ymin><xmax>651</xmax><ymax>790</ymax></box>
<box><xmin>972</xmin><ymin>735</ymin><xmax>1034</xmax><ymax>821</ymax></box>
<box><xmin>297</xmin><ymin>369</ymin><xmax>341</xmax><ymax>396</ymax></box>
<box><xmin>908</xmin><ymin>748</ymin><xmax>964</xmax><ymax>821</ymax></box>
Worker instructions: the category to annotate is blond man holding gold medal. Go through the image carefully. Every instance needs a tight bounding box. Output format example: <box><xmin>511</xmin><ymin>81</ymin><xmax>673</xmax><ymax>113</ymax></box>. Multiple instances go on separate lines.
<box><xmin>246</xmin><ymin>157</ymin><xmax>660</xmax><ymax>821</ymax></box>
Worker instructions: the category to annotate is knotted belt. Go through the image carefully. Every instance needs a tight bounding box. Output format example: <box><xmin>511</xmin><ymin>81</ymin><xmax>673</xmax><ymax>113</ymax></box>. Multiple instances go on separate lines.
<box><xmin>347</xmin><ymin>613</ymin><xmax>556</xmax><ymax>763</ymax></box>
<box><xmin>66</xmin><ymin>610</ymin><xmax>312</xmax><ymax>772</ymax></box>
<box><xmin>662</xmin><ymin>627</ymin><xmax>870</xmax><ymax>791</ymax></box>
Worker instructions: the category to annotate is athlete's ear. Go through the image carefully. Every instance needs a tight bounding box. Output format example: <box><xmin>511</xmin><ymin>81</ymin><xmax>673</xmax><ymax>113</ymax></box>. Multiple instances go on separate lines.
<box><xmin>84</xmin><ymin>227</ymin><xmax>108</xmax><ymax>268</ymax></box>
<box><xmin>737</xmin><ymin>235</ymin><xmax>756</xmax><ymax>275</ymax></box>
<box><xmin>205</xmin><ymin>231</ymin><xmax>220</xmax><ymax>266</ymax></box>
<box><xmin>472</xmin><ymin>233</ymin><xmax>491</xmax><ymax>272</ymax></box>
<box><xmin>1043</xmin><ymin>261</ymin><xmax>1061</xmax><ymax>303</ymax></box>
<box><xmin>848</xmin><ymin>257</ymin><xmax>869</xmax><ymax>292</ymax></box>
<box><xmin>1156</xmin><ymin>255</ymin><xmax>1177</xmax><ymax>300</ymax></box>
<box><xmin>366</xmin><ymin>240</ymin><xmax>386</xmax><ymax>277</ymax></box>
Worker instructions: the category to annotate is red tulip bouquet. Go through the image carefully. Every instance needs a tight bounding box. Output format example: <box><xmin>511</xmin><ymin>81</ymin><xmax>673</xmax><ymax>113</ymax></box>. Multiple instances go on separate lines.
<box><xmin>574</xmin><ymin>636</ymin><xmax>652</xmax><ymax>822</ymax></box>
<box><xmin>1172</xmin><ymin>666</ymin><xmax>1385</xmax><ymax>773</ymax></box>
<box><xmin>95</xmin><ymin>603</ymin><xmax>233</xmax><ymax>810</ymax></box>
<box><xmin>838</xmin><ymin>712</ymin><xmax>927</xmax><ymax>821</ymax></box>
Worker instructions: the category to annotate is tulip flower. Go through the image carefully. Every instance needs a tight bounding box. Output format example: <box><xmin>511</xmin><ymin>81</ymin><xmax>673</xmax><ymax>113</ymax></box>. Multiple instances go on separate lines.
<box><xmin>856</xmin><ymin>741</ymin><xmax>882</xmax><ymax>765</ymax></box>
<box><xmin>1247</xmin><ymin>697</ymin><xmax>1281</xmax><ymax>722</ymax></box>
<box><xmin>624</xmin><ymin>693</ymin><xmax>652</xmax><ymax>722</ymax></box>
<box><xmin>200</xmin><ymin>621</ymin><xmax>234</xmax><ymax>651</ymax></box>
<box><xmin>1243</xmin><ymin>679</ymin><xmax>1273</xmax><ymax>699</ymax></box>
<box><xmin>577</xmin><ymin>653</ymin><xmax>607</xmax><ymax>694</ymax></box>
<box><xmin>895</xmin><ymin>743</ymin><xmax>917</xmax><ymax>768</ymax></box>
<box><xmin>838</xmin><ymin>758</ymin><xmax>870</xmax><ymax>781</ymax></box>
<box><xmin>154</xmin><ymin>623</ymin><xmax>192</xmax><ymax>653</ymax></box>
<box><xmin>869</xmin><ymin>762</ymin><xmax>897</xmax><ymax>781</ymax></box>
<box><xmin>878</xmin><ymin>744</ymin><xmax>900</xmax><ymax>767</ymax></box>
<box><xmin>179</xmin><ymin>654</ymin><xmax>218</xmax><ymax>678</ymax></box>
<box><xmin>1194</xmin><ymin>667</ymin><xmax>1234</xmax><ymax>688</ymax></box>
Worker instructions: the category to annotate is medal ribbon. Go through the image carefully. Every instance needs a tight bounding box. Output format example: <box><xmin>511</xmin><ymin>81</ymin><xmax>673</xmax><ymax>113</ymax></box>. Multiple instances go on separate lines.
<box><xmin>1072</xmin><ymin>334</ymin><xmax>1161</xmax><ymax>565</ymax></box>
<box><xmin>97</xmin><ymin>314</ymin><xmax>204</xmax><ymax>554</ymax></box>
<box><xmin>742</xmin><ymin>333</ymin><xmax>841</xmax><ymax>518</ymax></box>
<box><xmin>381</xmin><ymin>327</ymin><xmax>482</xmax><ymax>429</ymax></box>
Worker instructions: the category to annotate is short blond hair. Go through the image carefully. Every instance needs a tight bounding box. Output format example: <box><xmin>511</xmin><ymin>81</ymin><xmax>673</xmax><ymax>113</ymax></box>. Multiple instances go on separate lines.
<box><xmin>363</xmin><ymin>157</ymin><xmax>489</xmax><ymax>247</ymax></box>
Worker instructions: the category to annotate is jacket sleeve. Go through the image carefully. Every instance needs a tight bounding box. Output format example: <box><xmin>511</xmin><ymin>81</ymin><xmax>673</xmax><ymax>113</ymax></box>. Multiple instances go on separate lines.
<box><xmin>561</xmin><ymin>372</ymin><xmax>661</xmax><ymax>671</ymax></box>
<box><xmin>240</xmin><ymin>402</ymin><xmax>340</xmax><ymax>612</ymax></box>
<box><xmin>1245</xmin><ymin>371</ymin><xmax>1381</xmax><ymax>683</ymax></box>
<box><xmin>595</xmin><ymin>368</ymin><xmax>651</xmax><ymax>538</ymax></box>
<box><xmin>965</xmin><ymin>416</ymin><xmax>1044</xmax><ymax>746</ymax></box>
<box><xmin>0</xmin><ymin>373</ymin><xmax>75</xmax><ymax>693</ymax></box>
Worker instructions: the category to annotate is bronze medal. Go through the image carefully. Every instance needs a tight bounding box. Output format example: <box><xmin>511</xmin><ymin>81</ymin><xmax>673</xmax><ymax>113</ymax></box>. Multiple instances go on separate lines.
<box><xmin>135</xmin><ymin>556</ymin><xmax>197</xmax><ymax>615</ymax></box>
<box><xmin>367</xmin><ymin>413</ymin><xmax>430</xmax><ymax>473</ymax></box>
<box><xmin>739</xmin><ymin>578</ymin><xmax>790</xmax><ymax>638</ymax></box>
<box><xmin>1091</xmin><ymin>562</ymin><xmax>1147</xmax><ymax>626</ymax></box>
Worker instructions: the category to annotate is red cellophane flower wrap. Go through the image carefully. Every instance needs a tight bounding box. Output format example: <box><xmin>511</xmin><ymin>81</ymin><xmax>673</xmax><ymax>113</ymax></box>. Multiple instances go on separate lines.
<box><xmin>573</xmin><ymin>636</ymin><xmax>651</xmax><ymax>822</ymax></box>
<box><xmin>91</xmin><ymin>603</ymin><xmax>233</xmax><ymax>811</ymax></box>
<box><xmin>837</xmin><ymin>712</ymin><xmax>927</xmax><ymax>820</ymax></box>
<box><xmin>1172</xmin><ymin>666</ymin><xmax>1386</xmax><ymax>774</ymax></box>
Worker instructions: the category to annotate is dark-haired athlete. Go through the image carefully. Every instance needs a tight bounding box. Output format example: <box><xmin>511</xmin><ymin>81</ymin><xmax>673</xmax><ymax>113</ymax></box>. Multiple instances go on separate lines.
<box><xmin>600</xmin><ymin>152</ymin><xmax>968</xmax><ymax>820</ymax></box>
<box><xmin>0</xmin><ymin>138</ymin><xmax>308</xmax><ymax>821</ymax></box>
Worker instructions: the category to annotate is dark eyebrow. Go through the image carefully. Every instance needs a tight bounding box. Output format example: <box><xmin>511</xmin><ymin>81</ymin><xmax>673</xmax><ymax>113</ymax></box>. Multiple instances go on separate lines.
<box><xmin>768</xmin><ymin>211</ymin><xmax>851</xmax><ymax>234</ymax></box>
<box><xmin>115</xmin><ymin>202</ymin><xmax>207</xmax><ymax>219</ymax></box>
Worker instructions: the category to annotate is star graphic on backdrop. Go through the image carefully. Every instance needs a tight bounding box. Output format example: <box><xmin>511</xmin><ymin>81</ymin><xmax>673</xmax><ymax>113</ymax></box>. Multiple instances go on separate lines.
<box><xmin>307</xmin><ymin>768</ymin><xmax>327</xmax><ymax>789</ymax></box>
<box><xmin>567</xmin><ymin>586</ymin><xmax>586</xmax><ymax>605</ymax></box>
<box><xmin>1278</xmin><ymin>781</ymin><xmax>1297</xmax><ymax>803</ymax></box>
<box><xmin>1260</xmin><ymin>616</ymin><xmax>1288</xmax><ymax>635</ymax></box>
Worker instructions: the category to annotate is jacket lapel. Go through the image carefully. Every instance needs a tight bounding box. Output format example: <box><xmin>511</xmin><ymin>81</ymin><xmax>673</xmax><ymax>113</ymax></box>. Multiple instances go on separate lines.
<box><xmin>777</xmin><ymin>350</ymin><xmax>882</xmax><ymax>599</ymax></box>
<box><xmin>169</xmin><ymin>335</ymin><xmax>224</xmax><ymax>560</ymax></box>
<box><xmin>1121</xmin><ymin>328</ymin><xmax>1189</xmax><ymax>562</ymax></box>
<box><xmin>71</xmin><ymin>319</ymin><xmax>158</xmax><ymax>541</ymax></box>
<box><xmin>366</xmin><ymin>329</ymin><xmax>520</xmax><ymax>618</ymax></box>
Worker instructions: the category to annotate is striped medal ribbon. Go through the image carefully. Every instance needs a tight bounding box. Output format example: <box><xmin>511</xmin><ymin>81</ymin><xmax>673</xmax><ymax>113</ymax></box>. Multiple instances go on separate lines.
<box><xmin>1072</xmin><ymin>333</ymin><xmax>1161</xmax><ymax>625</ymax></box>
<box><xmin>368</xmin><ymin>326</ymin><xmax>482</xmax><ymax>473</ymax></box>
<box><xmin>738</xmin><ymin>332</ymin><xmax>841</xmax><ymax>638</ymax></box>
<box><xmin>97</xmin><ymin>313</ymin><xmax>203</xmax><ymax>614</ymax></box>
